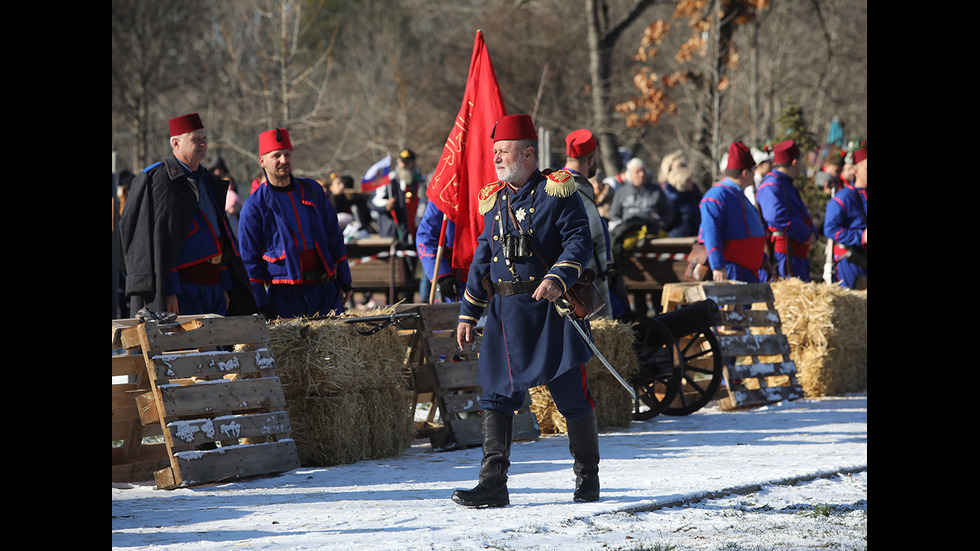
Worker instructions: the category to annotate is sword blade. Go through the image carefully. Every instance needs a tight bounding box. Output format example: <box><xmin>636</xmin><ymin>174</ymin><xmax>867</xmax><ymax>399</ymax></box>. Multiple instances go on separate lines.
<box><xmin>566</xmin><ymin>315</ymin><xmax>636</xmax><ymax>400</ymax></box>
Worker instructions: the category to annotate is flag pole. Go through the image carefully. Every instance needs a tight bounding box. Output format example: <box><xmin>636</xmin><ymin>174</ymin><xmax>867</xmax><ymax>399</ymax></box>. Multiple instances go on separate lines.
<box><xmin>428</xmin><ymin>213</ymin><xmax>449</xmax><ymax>304</ymax></box>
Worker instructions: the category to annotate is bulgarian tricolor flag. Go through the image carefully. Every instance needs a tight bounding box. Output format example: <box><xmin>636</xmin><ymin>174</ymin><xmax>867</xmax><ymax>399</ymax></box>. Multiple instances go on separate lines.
<box><xmin>425</xmin><ymin>30</ymin><xmax>507</xmax><ymax>270</ymax></box>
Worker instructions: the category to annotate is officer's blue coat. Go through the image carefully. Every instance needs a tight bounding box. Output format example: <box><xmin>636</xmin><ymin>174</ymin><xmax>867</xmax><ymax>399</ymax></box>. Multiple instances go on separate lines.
<box><xmin>459</xmin><ymin>170</ymin><xmax>594</xmax><ymax>397</ymax></box>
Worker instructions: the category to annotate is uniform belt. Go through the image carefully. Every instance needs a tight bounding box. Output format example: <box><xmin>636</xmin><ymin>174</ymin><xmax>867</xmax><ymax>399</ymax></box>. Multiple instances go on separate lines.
<box><xmin>178</xmin><ymin>261</ymin><xmax>221</xmax><ymax>286</ymax></box>
<box><xmin>492</xmin><ymin>279</ymin><xmax>540</xmax><ymax>296</ymax></box>
<box><xmin>302</xmin><ymin>270</ymin><xmax>336</xmax><ymax>285</ymax></box>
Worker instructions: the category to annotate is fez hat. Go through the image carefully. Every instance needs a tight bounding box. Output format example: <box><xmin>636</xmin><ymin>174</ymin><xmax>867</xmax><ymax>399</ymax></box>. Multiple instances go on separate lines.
<box><xmin>491</xmin><ymin>114</ymin><xmax>537</xmax><ymax>142</ymax></box>
<box><xmin>726</xmin><ymin>141</ymin><xmax>755</xmax><ymax>171</ymax></box>
<box><xmin>398</xmin><ymin>148</ymin><xmax>416</xmax><ymax>161</ymax></box>
<box><xmin>772</xmin><ymin>139</ymin><xmax>800</xmax><ymax>165</ymax></box>
<box><xmin>259</xmin><ymin>128</ymin><xmax>292</xmax><ymax>156</ymax></box>
<box><xmin>853</xmin><ymin>146</ymin><xmax>867</xmax><ymax>164</ymax></box>
<box><xmin>169</xmin><ymin>113</ymin><xmax>204</xmax><ymax>137</ymax></box>
<box><xmin>566</xmin><ymin>129</ymin><xmax>597</xmax><ymax>158</ymax></box>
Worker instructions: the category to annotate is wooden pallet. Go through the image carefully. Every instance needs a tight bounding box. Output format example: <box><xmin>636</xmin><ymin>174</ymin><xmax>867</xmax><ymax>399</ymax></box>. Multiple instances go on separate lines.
<box><xmin>661</xmin><ymin>282</ymin><xmax>804</xmax><ymax>410</ymax></box>
<box><xmin>409</xmin><ymin>303</ymin><xmax>539</xmax><ymax>450</ymax></box>
<box><xmin>113</xmin><ymin>314</ymin><xmax>299</xmax><ymax>489</ymax></box>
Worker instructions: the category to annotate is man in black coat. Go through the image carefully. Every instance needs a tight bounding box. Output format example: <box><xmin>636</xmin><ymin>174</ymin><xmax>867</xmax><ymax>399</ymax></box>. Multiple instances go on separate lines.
<box><xmin>119</xmin><ymin>113</ymin><xmax>256</xmax><ymax>318</ymax></box>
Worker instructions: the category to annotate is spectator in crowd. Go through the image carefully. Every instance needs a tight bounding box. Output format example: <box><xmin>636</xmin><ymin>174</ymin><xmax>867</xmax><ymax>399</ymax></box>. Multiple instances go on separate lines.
<box><xmin>608</xmin><ymin>157</ymin><xmax>674</xmax><ymax>234</ymax></box>
<box><xmin>663</xmin><ymin>165</ymin><xmax>702</xmax><ymax>237</ymax></box>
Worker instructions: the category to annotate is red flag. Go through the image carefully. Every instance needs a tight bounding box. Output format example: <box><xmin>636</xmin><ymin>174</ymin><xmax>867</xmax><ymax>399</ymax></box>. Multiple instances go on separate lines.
<box><xmin>426</xmin><ymin>30</ymin><xmax>506</xmax><ymax>270</ymax></box>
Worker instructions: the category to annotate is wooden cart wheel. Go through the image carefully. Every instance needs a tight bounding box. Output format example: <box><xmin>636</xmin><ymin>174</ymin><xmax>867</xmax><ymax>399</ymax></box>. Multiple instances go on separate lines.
<box><xmin>619</xmin><ymin>314</ymin><xmax>683</xmax><ymax>421</ymax></box>
<box><xmin>661</xmin><ymin>327</ymin><xmax>724</xmax><ymax>416</ymax></box>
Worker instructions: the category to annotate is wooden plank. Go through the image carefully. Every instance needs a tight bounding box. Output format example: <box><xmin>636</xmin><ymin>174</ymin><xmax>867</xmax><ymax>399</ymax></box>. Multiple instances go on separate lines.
<box><xmin>725</xmin><ymin>361</ymin><xmax>798</xmax><ymax>380</ymax></box>
<box><xmin>442</xmin><ymin>393</ymin><xmax>481</xmax><ymax>415</ymax></box>
<box><xmin>718</xmin><ymin>308</ymin><xmax>783</xmax><ymax>328</ymax></box>
<box><xmin>698</xmin><ymin>282</ymin><xmax>774</xmax><ymax>306</ymax></box>
<box><xmin>171</xmin><ymin>440</ymin><xmax>300</xmax><ymax>487</ymax></box>
<box><xmin>434</xmin><ymin>361</ymin><xmax>479</xmax><ymax>389</ymax></box>
<box><xmin>149</xmin><ymin>348</ymin><xmax>276</xmax><ymax>381</ymax></box>
<box><xmin>112</xmin><ymin>354</ymin><xmax>147</xmax><ymax>378</ymax></box>
<box><xmin>157</xmin><ymin>377</ymin><xmax>287</xmax><ymax>418</ymax></box>
<box><xmin>165</xmin><ymin>411</ymin><xmax>294</xmax><ymax>451</ymax></box>
<box><xmin>726</xmin><ymin>385</ymin><xmax>804</xmax><ymax>409</ymax></box>
<box><xmin>136</xmin><ymin>315</ymin><xmax>269</xmax><ymax>352</ymax></box>
<box><xmin>717</xmin><ymin>333</ymin><xmax>791</xmax><ymax>357</ymax></box>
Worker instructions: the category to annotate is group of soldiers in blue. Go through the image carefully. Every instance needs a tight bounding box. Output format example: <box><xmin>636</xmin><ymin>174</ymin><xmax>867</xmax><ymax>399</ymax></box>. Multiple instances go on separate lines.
<box><xmin>699</xmin><ymin>139</ymin><xmax>867</xmax><ymax>289</ymax></box>
<box><xmin>119</xmin><ymin>110</ymin><xmax>865</xmax><ymax>510</ymax></box>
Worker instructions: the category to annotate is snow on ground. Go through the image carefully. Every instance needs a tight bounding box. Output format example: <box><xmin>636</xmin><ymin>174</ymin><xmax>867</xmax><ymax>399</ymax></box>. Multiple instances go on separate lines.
<box><xmin>112</xmin><ymin>394</ymin><xmax>867</xmax><ymax>550</ymax></box>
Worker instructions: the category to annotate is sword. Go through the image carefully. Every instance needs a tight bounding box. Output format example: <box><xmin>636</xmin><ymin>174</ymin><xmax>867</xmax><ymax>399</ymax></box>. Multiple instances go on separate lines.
<box><xmin>555</xmin><ymin>299</ymin><xmax>636</xmax><ymax>400</ymax></box>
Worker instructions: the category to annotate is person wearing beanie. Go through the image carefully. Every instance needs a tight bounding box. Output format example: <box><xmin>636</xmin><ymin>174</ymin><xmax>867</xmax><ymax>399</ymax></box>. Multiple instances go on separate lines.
<box><xmin>696</xmin><ymin>141</ymin><xmax>769</xmax><ymax>282</ymax></box>
<box><xmin>452</xmin><ymin>114</ymin><xmax>601</xmax><ymax>508</ymax></box>
<box><xmin>755</xmin><ymin>139</ymin><xmax>817</xmax><ymax>281</ymax></box>
<box><xmin>119</xmin><ymin>113</ymin><xmax>256</xmax><ymax>317</ymax></box>
<box><xmin>237</xmin><ymin>128</ymin><xmax>353</xmax><ymax>319</ymax></box>
<box><xmin>824</xmin><ymin>145</ymin><xmax>867</xmax><ymax>289</ymax></box>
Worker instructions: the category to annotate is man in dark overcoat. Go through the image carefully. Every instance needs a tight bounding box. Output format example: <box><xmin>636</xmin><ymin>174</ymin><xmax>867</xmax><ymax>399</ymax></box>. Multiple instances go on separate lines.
<box><xmin>120</xmin><ymin>113</ymin><xmax>256</xmax><ymax>318</ymax></box>
<box><xmin>452</xmin><ymin>114</ymin><xmax>601</xmax><ymax>508</ymax></box>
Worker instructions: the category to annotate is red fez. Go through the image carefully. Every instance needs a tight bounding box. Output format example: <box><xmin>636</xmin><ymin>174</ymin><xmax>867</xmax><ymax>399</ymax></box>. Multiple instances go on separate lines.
<box><xmin>853</xmin><ymin>147</ymin><xmax>867</xmax><ymax>164</ymax></box>
<box><xmin>772</xmin><ymin>139</ymin><xmax>800</xmax><ymax>165</ymax></box>
<box><xmin>169</xmin><ymin>113</ymin><xmax>204</xmax><ymax>137</ymax></box>
<box><xmin>726</xmin><ymin>141</ymin><xmax>755</xmax><ymax>171</ymax></box>
<box><xmin>491</xmin><ymin>114</ymin><xmax>537</xmax><ymax>142</ymax></box>
<box><xmin>565</xmin><ymin>129</ymin><xmax>597</xmax><ymax>158</ymax></box>
<box><xmin>259</xmin><ymin>128</ymin><xmax>292</xmax><ymax>156</ymax></box>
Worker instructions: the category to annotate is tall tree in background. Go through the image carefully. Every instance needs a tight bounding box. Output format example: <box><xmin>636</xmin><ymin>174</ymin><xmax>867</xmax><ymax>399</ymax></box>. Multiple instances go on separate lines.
<box><xmin>586</xmin><ymin>0</ymin><xmax>658</xmax><ymax>180</ymax></box>
<box><xmin>616</xmin><ymin>0</ymin><xmax>767</xmax><ymax>182</ymax></box>
<box><xmin>111</xmin><ymin>0</ymin><xmax>213</xmax><ymax>170</ymax></box>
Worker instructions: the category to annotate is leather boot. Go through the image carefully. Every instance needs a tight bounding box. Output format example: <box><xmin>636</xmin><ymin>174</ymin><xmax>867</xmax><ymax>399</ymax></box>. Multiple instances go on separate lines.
<box><xmin>566</xmin><ymin>409</ymin><xmax>600</xmax><ymax>502</ymax></box>
<box><xmin>451</xmin><ymin>409</ymin><xmax>513</xmax><ymax>507</ymax></box>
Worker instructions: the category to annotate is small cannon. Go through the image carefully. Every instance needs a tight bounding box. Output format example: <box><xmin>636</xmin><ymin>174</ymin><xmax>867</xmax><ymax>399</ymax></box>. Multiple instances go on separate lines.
<box><xmin>617</xmin><ymin>299</ymin><xmax>724</xmax><ymax>420</ymax></box>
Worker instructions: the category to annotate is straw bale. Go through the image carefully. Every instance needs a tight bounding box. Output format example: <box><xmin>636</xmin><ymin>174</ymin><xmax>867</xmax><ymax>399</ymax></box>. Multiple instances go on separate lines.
<box><xmin>767</xmin><ymin>280</ymin><xmax>867</xmax><ymax>397</ymax></box>
<box><xmin>529</xmin><ymin>318</ymin><xmax>639</xmax><ymax>434</ymax></box>
<box><xmin>286</xmin><ymin>388</ymin><xmax>414</xmax><ymax>467</ymax></box>
<box><xmin>256</xmin><ymin>309</ymin><xmax>415</xmax><ymax>467</ymax></box>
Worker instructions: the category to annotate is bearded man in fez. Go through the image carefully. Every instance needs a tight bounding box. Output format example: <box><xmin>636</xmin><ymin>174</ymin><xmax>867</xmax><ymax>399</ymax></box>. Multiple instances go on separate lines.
<box><xmin>237</xmin><ymin>129</ymin><xmax>353</xmax><ymax>320</ymax></box>
<box><xmin>452</xmin><ymin>114</ymin><xmax>601</xmax><ymax>508</ymax></box>
<box><xmin>120</xmin><ymin>113</ymin><xmax>256</xmax><ymax>318</ymax></box>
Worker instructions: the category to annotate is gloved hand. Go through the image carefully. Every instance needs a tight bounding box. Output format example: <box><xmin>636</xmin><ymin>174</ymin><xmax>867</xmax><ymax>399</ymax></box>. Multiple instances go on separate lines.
<box><xmin>437</xmin><ymin>274</ymin><xmax>460</xmax><ymax>301</ymax></box>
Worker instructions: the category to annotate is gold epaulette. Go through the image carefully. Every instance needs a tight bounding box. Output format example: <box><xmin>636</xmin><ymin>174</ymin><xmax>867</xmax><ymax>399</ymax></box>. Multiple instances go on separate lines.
<box><xmin>543</xmin><ymin>169</ymin><xmax>576</xmax><ymax>198</ymax></box>
<box><xmin>477</xmin><ymin>181</ymin><xmax>505</xmax><ymax>215</ymax></box>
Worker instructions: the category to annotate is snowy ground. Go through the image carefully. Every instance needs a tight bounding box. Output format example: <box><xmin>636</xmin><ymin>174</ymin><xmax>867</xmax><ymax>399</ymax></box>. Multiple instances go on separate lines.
<box><xmin>112</xmin><ymin>394</ymin><xmax>867</xmax><ymax>550</ymax></box>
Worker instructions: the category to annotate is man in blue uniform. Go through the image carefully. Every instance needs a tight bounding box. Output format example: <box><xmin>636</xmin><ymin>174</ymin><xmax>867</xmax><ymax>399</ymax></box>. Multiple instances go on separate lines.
<box><xmin>238</xmin><ymin>129</ymin><xmax>353</xmax><ymax>319</ymax></box>
<box><xmin>756</xmin><ymin>140</ymin><xmax>817</xmax><ymax>281</ymax></box>
<box><xmin>120</xmin><ymin>113</ymin><xmax>256</xmax><ymax>318</ymax></box>
<box><xmin>452</xmin><ymin>114</ymin><xmax>600</xmax><ymax>508</ymax></box>
<box><xmin>415</xmin><ymin>201</ymin><xmax>464</xmax><ymax>302</ymax></box>
<box><xmin>824</xmin><ymin>146</ymin><xmax>867</xmax><ymax>289</ymax></box>
<box><xmin>698</xmin><ymin>142</ymin><xmax>768</xmax><ymax>282</ymax></box>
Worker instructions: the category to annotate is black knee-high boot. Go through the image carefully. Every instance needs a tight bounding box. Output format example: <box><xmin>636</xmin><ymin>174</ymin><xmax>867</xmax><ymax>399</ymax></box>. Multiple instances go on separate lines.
<box><xmin>566</xmin><ymin>409</ymin><xmax>600</xmax><ymax>502</ymax></box>
<box><xmin>451</xmin><ymin>409</ymin><xmax>513</xmax><ymax>507</ymax></box>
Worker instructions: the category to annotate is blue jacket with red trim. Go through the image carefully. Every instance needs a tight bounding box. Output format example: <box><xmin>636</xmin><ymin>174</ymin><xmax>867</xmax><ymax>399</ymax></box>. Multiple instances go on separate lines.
<box><xmin>238</xmin><ymin>176</ymin><xmax>352</xmax><ymax>309</ymax></box>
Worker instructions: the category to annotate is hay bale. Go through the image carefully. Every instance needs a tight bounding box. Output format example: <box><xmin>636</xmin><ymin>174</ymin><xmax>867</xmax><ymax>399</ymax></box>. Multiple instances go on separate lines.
<box><xmin>262</xmin><ymin>309</ymin><xmax>415</xmax><ymax>467</ymax></box>
<box><xmin>769</xmin><ymin>280</ymin><xmax>867</xmax><ymax>397</ymax></box>
<box><xmin>529</xmin><ymin>318</ymin><xmax>639</xmax><ymax>434</ymax></box>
